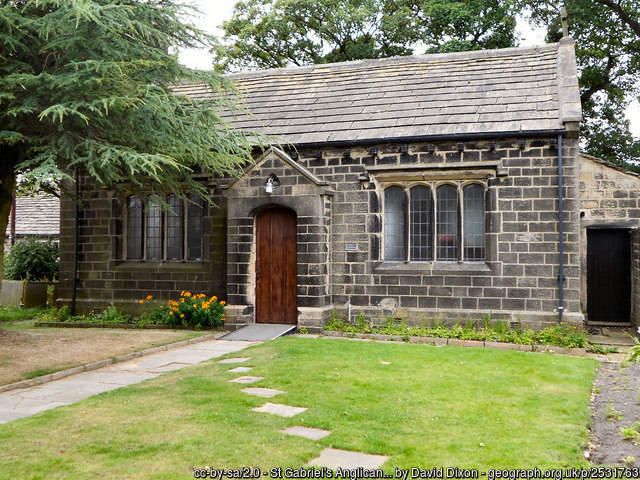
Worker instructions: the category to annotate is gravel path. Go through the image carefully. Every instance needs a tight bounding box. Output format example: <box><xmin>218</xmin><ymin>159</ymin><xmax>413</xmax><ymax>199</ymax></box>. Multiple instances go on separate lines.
<box><xmin>590</xmin><ymin>361</ymin><xmax>640</xmax><ymax>466</ymax></box>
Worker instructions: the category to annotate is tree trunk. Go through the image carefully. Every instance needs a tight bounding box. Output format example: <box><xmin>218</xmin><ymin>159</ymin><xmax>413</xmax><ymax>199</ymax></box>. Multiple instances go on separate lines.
<box><xmin>0</xmin><ymin>146</ymin><xmax>19</xmax><ymax>281</ymax></box>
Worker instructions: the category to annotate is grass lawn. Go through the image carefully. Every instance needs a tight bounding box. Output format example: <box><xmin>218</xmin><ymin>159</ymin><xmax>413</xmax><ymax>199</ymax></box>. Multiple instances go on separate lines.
<box><xmin>0</xmin><ymin>321</ymin><xmax>208</xmax><ymax>385</ymax></box>
<box><xmin>0</xmin><ymin>337</ymin><xmax>598</xmax><ymax>478</ymax></box>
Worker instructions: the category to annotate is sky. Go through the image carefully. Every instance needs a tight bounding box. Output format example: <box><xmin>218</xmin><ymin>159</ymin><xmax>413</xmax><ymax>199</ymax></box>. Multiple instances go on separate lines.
<box><xmin>179</xmin><ymin>0</ymin><xmax>640</xmax><ymax>138</ymax></box>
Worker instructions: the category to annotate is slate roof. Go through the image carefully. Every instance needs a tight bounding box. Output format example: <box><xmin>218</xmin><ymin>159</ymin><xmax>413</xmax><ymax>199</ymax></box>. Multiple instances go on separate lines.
<box><xmin>5</xmin><ymin>194</ymin><xmax>60</xmax><ymax>238</ymax></box>
<box><xmin>174</xmin><ymin>40</ymin><xmax>581</xmax><ymax>146</ymax></box>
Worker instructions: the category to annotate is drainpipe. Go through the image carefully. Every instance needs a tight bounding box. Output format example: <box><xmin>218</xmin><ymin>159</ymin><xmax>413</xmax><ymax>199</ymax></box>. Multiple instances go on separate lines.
<box><xmin>71</xmin><ymin>166</ymin><xmax>79</xmax><ymax>316</ymax></box>
<box><xmin>557</xmin><ymin>134</ymin><xmax>564</xmax><ymax>322</ymax></box>
<box><xmin>9</xmin><ymin>190</ymin><xmax>15</xmax><ymax>247</ymax></box>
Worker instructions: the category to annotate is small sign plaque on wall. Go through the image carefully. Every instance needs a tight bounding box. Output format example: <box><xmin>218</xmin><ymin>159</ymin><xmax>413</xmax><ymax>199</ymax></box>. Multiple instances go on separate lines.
<box><xmin>345</xmin><ymin>243</ymin><xmax>358</xmax><ymax>251</ymax></box>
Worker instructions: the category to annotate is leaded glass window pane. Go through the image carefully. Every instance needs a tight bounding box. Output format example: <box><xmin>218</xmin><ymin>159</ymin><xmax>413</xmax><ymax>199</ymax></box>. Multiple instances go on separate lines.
<box><xmin>187</xmin><ymin>195</ymin><xmax>204</xmax><ymax>261</ymax></box>
<box><xmin>146</xmin><ymin>196</ymin><xmax>162</xmax><ymax>261</ymax></box>
<box><xmin>166</xmin><ymin>194</ymin><xmax>183</xmax><ymax>261</ymax></box>
<box><xmin>463</xmin><ymin>184</ymin><xmax>485</xmax><ymax>261</ymax></box>
<box><xmin>384</xmin><ymin>186</ymin><xmax>405</xmax><ymax>261</ymax></box>
<box><xmin>410</xmin><ymin>185</ymin><xmax>432</xmax><ymax>261</ymax></box>
<box><xmin>126</xmin><ymin>196</ymin><xmax>142</xmax><ymax>260</ymax></box>
<box><xmin>436</xmin><ymin>185</ymin><xmax>458</xmax><ymax>261</ymax></box>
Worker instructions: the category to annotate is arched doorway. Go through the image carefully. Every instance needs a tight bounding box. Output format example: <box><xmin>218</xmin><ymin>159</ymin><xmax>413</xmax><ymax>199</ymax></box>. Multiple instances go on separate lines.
<box><xmin>255</xmin><ymin>207</ymin><xmax>297</xmax><ymax>324</ymax></box>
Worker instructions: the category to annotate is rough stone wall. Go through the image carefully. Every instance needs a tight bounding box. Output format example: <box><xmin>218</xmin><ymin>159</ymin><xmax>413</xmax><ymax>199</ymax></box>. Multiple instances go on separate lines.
<box><xmin>579</xmin><ymin>156</ymin><xmax>640</xmax><ymax>224</ymax></box>
<box><xmin>58</xmin><ymin>174</ymin><xmax>227</xmax><ymax>314</ymax></box>
<box><xmin>579</xmin><ymin>154</ymin><xmax>640</xmax><ymax>324</ymax></box>
<box><xmin>291</xmin><ymin>136</ymin><xmax>581</xmax><ymax>328</ymax></box>
<box><xmin>221</xmin><ymin>136</ymin><xmax>580</xmax><ymax>329</ymax></box>
<box><xmin>59</xmin><ymin>135</ymin><xmax>581</xmax><ymax>329</ymax></box>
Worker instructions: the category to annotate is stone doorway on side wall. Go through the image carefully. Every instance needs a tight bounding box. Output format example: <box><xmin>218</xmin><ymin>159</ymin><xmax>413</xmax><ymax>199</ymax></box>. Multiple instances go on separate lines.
<box><xmin>255</xmin><ymin>207</ymin><xmax>298</xmax><ymax>325</ymax></box>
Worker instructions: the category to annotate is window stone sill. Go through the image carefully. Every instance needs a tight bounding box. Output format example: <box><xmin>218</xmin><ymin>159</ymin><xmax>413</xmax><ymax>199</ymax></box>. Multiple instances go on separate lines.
<box><xmin>114</xmin><ymin>261</ymin><xmax>208</xmax><ymax>273</ymax></box>
<box><xmin>373</xmin><ymin>262</ymin><xmax>492</xmax><ymax>275</ymax></box>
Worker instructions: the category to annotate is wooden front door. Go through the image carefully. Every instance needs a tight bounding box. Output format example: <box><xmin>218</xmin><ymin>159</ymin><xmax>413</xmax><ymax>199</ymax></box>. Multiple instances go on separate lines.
<box><xmin>255</xmin><ymin>207</ymin><xmax>297</xmax><ymax>324</ymax></box>
<box><xmin>587</xmin><ymin>228</ymin><xmax>631</xmax><ymax>323</ymax></box>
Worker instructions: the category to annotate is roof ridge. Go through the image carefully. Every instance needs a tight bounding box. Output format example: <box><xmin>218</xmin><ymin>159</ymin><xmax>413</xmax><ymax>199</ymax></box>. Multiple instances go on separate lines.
<box><xmin>224</xmin><ymin>43</ymin><xmax>560</xmax><ymax>80</ymax></box>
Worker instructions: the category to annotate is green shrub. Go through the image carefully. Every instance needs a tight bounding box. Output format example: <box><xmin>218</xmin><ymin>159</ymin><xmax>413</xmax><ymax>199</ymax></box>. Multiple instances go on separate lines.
<box><xmin>4</xmin><ymin>239</ymin><xmax>59</xmax><ymax>281</ymax></box>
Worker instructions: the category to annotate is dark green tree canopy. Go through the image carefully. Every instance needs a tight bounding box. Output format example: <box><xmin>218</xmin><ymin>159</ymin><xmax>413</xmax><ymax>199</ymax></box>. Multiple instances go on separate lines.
<box><xmin>0</xmin><ymin>0</ymin><xmax>259</xmax><ymax>275</ymax></box>
<box><xmin>521</xmin><ymin>0</ymin><xmax>640</xmax><ymax>166</ymax></box>
<box><xmin>213</xmin><ymin>0</ymin><xmax>518</xmax><ymax>71</ymax></box>
<box><xmin>1</xmin><ymin>0</ymin><xmax>255</xmax><ymax>196</ymax></box>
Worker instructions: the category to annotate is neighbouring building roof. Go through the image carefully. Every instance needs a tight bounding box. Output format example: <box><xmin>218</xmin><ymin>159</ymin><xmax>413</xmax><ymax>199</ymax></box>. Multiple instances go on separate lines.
<box><xmin>174</xmin><ymin>40</ymin><xmax>581</xmax><ymax>146</ymax></box>
<box><xmin>5</xmin><ymin>194</ymin><xmax>60</xmax><ymax>239</ymax></box>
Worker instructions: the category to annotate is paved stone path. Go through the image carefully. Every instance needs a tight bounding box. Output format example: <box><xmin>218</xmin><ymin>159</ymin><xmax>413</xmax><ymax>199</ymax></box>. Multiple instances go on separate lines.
<box><xmin>241</xmin><ymin>387</ymin><xmax>285</xmax><ymax>398</ymax></box>
<box><xmin>0</xmin><ymin>339</ymin><xmax>254</xmax><ymax>425</ymax></box>
<box><xmin>280</xmin><ymin>426</ymin><xmax>331</xmax><ymax>440</ymax></box>
<box><xmin>307</xmin><ymin>448</ymin><xmax>389</xmax><ymax>469</ymax></box>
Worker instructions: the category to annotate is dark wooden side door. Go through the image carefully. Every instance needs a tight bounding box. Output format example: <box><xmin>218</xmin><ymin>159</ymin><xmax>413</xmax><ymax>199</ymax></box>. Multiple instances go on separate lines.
<box><xmin>587</xmin><ymin>228</ymin><xmax>631</xmax><ymax>323</ymax></box>
<box><xmin>255</xmin><ymin>207</ymin><xmax>297</xmax><ymax>324</ymax></box>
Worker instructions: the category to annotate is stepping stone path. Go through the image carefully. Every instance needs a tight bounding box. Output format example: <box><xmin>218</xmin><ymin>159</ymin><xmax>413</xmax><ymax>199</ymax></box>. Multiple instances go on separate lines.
<box><xmin>226</xmin><ymin>353</ymin><xmax>389</xmax><ymax>470</ymax></box>
<box><xmin>228</xmin><ymin>366</ymin><xmax>252</xmax><ymax>373</ymax></box>
<box><xmin>251</xmin><ymin>402</ymin><xmax>307</xmax><ymax>417</ymax></box>
<box><xmin>280</xmin><ymin>426</ymin><xmax>331</xmax><ymax>440</ymax></box>
<box><xmin>218</xmin><ymin>357</ymin><xmax>251</xmax><ymax>364</ymax></box>
<box><xmin>228</xmin><ymin>376</ymin><xmax>263</xmax><ymax>384</ymax></box>
<box><xmin>307</xmin><ymin>448</ymin><xmax>389</xmax><ymax>469</ymax></box>
<box><xmin>241</xmin><ymin>387</ymin><xmax>285</xmax><ymax>398</ymax></box>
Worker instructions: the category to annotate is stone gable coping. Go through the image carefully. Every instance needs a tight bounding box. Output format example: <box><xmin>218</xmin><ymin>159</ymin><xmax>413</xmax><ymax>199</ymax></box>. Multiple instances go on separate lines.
<box><xmin>223</xmin><ymin>147</ymin><xmax>332</xmax><ymax>191</ymax></box>
<box><xmin>556</xmin><ymin>37</ymin><xmax>582</xmax><ymax>126</ymax></box>
<box><xmin>580</xmin><ymin>152</ymin><xmax>640</xmax><ymax>180</ymax></box>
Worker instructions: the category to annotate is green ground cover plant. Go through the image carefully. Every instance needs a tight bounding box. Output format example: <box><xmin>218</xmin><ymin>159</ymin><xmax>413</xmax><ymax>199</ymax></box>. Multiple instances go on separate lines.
<box><xmin>0</xmin><ymin>337</ymin><xmax>598</xmax><ymax>477</ymax></box>
<box><xmin>0</xmin><ymin>306</ymin><xmax>44</xmax><ymax>322</ymax></box>
<box><xmin>324</xmin><ymin>311</ymin><xmax>589</xmax><ymax>348</ymax></box>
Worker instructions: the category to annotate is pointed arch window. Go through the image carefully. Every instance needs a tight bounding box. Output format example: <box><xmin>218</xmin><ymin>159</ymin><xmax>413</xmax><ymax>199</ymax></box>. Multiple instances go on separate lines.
<box><xmin>410</xmin><ymin>185</ymin><xmax>432</xmax><ymax>261</ymax></box>
<box><xmin>384</xmin><ymin>186</ymin><xmax>405</xmax><ymax>261</ymax></box>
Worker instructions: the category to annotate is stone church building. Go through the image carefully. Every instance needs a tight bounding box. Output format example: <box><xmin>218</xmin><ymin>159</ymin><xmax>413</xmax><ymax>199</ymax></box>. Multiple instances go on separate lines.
<box><xmin>57</xmin><ymin>37</ymin><xmax>640</xmax><ymax>331</ymax></box>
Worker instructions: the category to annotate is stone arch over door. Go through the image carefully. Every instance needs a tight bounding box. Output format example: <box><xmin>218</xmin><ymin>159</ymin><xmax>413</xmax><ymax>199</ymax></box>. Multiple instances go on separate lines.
<box><xmin>222</xmin><ymin>147</ymin><xmax>334</xmax><ymax>329</ymax></box>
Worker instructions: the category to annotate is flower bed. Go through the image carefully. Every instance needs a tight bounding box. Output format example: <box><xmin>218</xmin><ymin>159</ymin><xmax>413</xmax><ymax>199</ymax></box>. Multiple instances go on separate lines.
<box><xmin>323</xmin><ymin>314</ymin><xmax>589</xmax><ymax>349</ymax></box>
<box><xmin>38</xmin><ymin>292</ymin><xmax>226</xmax><ymax>330</ymax></box>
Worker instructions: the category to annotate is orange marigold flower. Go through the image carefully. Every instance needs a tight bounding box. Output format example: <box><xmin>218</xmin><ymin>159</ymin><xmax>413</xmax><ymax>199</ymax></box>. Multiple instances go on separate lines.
<box><xmin>220</xmin><ymin>301</ymin><xmax>226</xmax><ymax>306</ymax></box>
<box><xmin>181</xmin><ymin>298</ymin><xmax>185</xmax><ymax>303</ymax></box>
<box><xmin>185</xmin><ymin>292</ymin><xmax>191</xmax><ymax>297</ymax></box>
<box><xmin>180</xmin><ymin>314</ymin><xmax>184</xmax><ymax>318</ymax></box>
<box><xmin>212</xmin><ymin>296</ymin><xmax>217</xmax><ymax>301</ymax></box>
<box><xmin>146</xmin><ymin>295</ymin><xmax>153</xmax><ymax>300</ymax></box>
<box><xmin>138</xmin><ymin>299</ymin><xmax>144</xmax><ymax>304</ymax></box>
<box><xmin>169</xmin><ymin>311</ymin><xmax>174</xmax><ymax>315</ymax></box>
